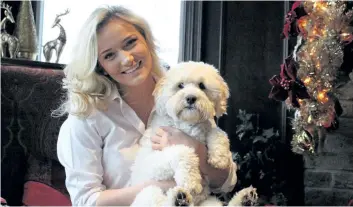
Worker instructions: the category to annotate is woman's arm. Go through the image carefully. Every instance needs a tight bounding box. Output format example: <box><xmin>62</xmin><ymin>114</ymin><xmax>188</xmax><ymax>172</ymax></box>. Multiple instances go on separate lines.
<box><xmin>96</xmin><ymin>180</ymin><xmax>175</xmax><ymax>206</ymax></box>
<box><xmin>58</xmin><ymin>116</ymin><xmax>175</xmax><ymax>206</ymax></box>
<box><xmin>195</xmin><ymin>142</ymin><xmax>230</xmax><ymax>189</ymax></box>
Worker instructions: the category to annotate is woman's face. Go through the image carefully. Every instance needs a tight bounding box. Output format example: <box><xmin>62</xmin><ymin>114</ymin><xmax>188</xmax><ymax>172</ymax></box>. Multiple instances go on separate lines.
<box><xmin>97</xmin><ymin>18</ymin><xmax>153</xmax><ymax>87</ymax></box>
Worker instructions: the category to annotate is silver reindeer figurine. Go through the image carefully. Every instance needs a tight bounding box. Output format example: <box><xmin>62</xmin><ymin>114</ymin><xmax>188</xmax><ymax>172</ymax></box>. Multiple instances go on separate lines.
<box><xmin>1</xmin><ymin>1</ymin><xmax>19</xmax><ymax>58</ymax></box>
<box><xmin>43</xmin><ymin>9</ymin><xmax>69</xmax><ymax>63</ymax></box>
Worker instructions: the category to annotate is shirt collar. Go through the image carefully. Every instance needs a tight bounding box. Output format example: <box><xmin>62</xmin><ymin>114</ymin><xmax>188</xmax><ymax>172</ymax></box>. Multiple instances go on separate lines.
<box><xmin>110</xmin><ymin>84</ymin><xmax>121</xmax><ymax>101</ymax></box>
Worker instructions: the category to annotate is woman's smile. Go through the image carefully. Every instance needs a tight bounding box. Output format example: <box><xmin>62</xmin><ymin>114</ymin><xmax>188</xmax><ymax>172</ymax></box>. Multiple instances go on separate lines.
<box><xmin>121</xmin><ymin>60</ymin><xmax>142</xmax><ymax>75</ymax></box>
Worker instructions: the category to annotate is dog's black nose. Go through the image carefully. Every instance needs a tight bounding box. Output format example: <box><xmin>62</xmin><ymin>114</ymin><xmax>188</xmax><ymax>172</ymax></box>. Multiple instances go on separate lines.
<box><xmin>186</xmin><ymin>96</ymin><xmax>197</xmax><ymax>105</ymax></box>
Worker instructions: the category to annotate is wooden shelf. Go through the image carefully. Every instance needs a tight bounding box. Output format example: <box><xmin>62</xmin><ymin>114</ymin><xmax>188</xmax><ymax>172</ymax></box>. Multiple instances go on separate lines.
<box><xmin>1</xmin><ymin>57</ymin><xmax>66</xmax><ymax>70</ymax></box>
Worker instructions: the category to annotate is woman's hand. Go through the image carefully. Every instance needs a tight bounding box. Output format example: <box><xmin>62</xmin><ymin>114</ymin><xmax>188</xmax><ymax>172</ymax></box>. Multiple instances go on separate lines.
<box><xmin>150</xmin><ymin>126</ymin><xmax>200</xmax><ymax>151</ymax></box>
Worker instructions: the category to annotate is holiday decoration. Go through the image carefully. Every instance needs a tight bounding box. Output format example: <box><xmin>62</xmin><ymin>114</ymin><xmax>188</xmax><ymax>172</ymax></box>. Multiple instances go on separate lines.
<box><xmin>14</xmin><ymin>0</ymin><xmax>38</xmax><ymax>60</ymax></box>
<box><xmin>269</xmin><ymin>1</ymin><xmax>352</xmax><ymax>154</ymax></box>
<box><xmin>269</xmin><ymin>55</ymin><xmax>310</xmax><ymax>108</ymax></box>
<box><xmin>0</xmin><ymin>1</ymin><xmax>19</xmax><ymax>58</ymax></box>
<box><xmin>43</xmin><ymin>9</ymin><xmax>70</xmax><ymax>63</ymax></box>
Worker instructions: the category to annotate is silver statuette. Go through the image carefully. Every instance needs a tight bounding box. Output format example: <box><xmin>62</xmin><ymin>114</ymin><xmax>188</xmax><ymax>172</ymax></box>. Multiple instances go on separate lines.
<box><xmin>43</xmin><ymin>9</ymin><xmax>70</xmax><ymax>63</ymax></box>
<box><xmin>1</xmin><ymin>1</ymin><xmax>19</xmax><ymax>58</ymax></box>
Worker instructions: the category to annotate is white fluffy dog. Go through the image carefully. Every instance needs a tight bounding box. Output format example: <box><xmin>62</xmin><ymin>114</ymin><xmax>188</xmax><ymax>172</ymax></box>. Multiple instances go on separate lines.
<box><xmin>130</xmin><ymin>61</ymin><xmax>257</xmax><ymax>206</ymax></box>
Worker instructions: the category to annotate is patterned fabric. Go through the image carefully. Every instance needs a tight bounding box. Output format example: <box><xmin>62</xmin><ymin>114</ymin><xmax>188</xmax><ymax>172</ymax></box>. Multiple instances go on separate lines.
<box><xmin>1</xmin><ymin>65</ymin><xmax>69</xmax><ymax>205</ymax></box>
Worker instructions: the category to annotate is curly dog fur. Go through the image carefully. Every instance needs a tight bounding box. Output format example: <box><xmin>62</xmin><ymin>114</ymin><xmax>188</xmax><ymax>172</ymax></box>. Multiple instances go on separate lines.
<box><xmin>129</xmin><ymin>61</ymin><xmax>257</xmax><ymax>206</ymax></box>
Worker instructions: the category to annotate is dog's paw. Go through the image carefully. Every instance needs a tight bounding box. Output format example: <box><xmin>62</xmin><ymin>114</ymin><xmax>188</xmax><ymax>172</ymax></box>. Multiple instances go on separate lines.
<box><xmin>241</xmin><ymin>188</ymin><xmax>258</xmax><ymax>206</ymax></box>
<box><xmin>175</xmin><ymin>189</ymin><xmax>192</xmax><ymax>206</ymax></box>
<box><xmin>167</xmin><ymin>187</ymin><xmax>193</xmax><ymax>206</ymax></box>
<box><xmin>228</xmin><ymin>186</ymin><xmax>258</xmax><ymax>206</ymax></box>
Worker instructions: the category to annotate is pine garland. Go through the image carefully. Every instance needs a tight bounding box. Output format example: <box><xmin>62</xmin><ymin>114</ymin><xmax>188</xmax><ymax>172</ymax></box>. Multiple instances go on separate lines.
<box><xmin>269</xmin><ymin>1</ymin><xmax>353</xmax><ymax>154</ymax></box>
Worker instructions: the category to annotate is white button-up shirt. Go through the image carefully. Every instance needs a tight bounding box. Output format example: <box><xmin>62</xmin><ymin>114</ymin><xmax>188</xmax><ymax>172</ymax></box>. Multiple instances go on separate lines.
<box><xmin>57</xmin><ymin>85</ymin><xmax>237</xmax><ymax>206</ymax></box>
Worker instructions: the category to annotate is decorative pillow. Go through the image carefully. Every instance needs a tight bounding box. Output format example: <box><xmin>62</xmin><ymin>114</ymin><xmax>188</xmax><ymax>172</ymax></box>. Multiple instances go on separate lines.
<box><xmin>22</xmin><ymin>181</ymin><xmax>71</xmax><ymax>206</ymax></box>
<box><xmin>1</xmin><ymin>197</ymin><xmax>7</xmax><ymax>205</ymax></box>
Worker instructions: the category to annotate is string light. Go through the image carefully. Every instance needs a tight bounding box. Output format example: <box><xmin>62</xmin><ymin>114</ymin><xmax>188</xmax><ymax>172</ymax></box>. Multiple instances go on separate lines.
<box><xmin>286</xmin><ymin>0</ymin><xmax>350</xmax><ymax>154</ymax></box>
<box><xmin>317</xmin><ymin>90</ymin><xmax>329</xmax><ymax>103</ymax></box>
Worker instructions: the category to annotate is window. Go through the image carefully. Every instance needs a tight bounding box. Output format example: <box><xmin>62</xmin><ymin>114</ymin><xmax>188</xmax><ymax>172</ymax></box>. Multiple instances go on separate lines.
<box><xmin>39</xmin><ymin>1</ymin><xmax>181</xmax><ymax>66</ymax></box>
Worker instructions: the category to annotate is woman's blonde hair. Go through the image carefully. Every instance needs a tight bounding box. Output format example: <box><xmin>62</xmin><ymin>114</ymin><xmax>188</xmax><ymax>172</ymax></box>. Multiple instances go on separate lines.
<box><xmin>53</xmin><ymin>5</ymin><xmax>164</xmax><ymax>118</ymax></box>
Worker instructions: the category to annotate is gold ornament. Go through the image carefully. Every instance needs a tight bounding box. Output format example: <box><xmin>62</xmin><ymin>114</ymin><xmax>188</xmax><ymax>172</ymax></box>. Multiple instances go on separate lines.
<box><xmin>291</xmin><ymin>129</ymin><xmax>315</xmax><ymax>154</ymax></box>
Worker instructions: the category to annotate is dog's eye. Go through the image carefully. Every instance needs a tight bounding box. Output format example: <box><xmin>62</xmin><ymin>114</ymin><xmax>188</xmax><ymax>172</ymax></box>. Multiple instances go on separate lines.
<box><xmin>178</xmin><ymin>83</ymin><xmax>184</xmax><ymax>89</ymax></box>
<box><xmin>199</xmin><ymin>82</ymin><xmax>206</xmax><ymax>90</ymax></box>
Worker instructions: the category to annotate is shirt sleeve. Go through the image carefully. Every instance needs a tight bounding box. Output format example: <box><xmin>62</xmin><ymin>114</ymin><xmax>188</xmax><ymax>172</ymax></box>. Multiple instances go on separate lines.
<box><xmin>57</xmin><ymin>115</ymin><xmax>106</xmax><ymax>206</ymax></box>
<box><xmin>210</xmin><ymin>156</ymin><xmax>237</xmax><ymax>193</ymax></box>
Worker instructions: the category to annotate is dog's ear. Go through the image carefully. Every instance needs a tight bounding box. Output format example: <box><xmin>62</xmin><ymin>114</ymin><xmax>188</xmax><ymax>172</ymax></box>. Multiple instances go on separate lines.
<box><xmin>215</xmin><ymin>75</ymin><xmax>230</xmax><ymax>118</ymax></box>
<box><xmin>153</xmin><ymin>77</ymin><xmax>168</xmax><ymax>115</ymax></box>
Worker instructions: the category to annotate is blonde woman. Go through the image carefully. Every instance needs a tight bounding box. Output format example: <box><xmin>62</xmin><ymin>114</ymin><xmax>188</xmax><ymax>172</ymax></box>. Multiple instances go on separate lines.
<box><xmin>55</xmin><ymin>5</ymin><xmax>237</xmax><ymax>206</ymax></box>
